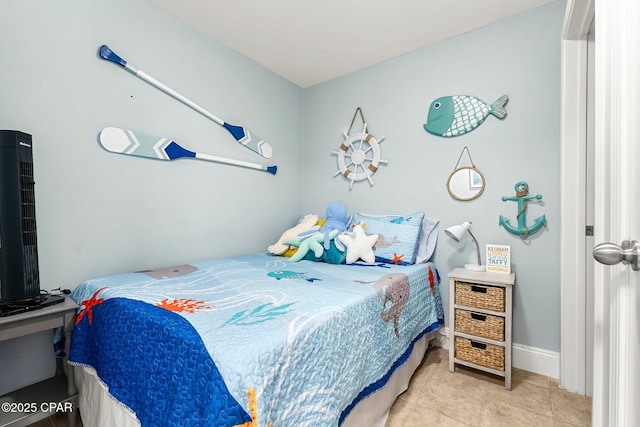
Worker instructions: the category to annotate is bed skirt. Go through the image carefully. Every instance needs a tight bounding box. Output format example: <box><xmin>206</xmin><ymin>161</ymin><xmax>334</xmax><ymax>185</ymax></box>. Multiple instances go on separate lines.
<box><xmin>73</xmin><ymin>331</ymin><xmax>438</xmax><ymax>427</ymax></box>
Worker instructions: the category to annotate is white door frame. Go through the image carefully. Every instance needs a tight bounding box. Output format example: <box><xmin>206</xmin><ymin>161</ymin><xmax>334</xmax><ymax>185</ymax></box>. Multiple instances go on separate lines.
<box><xmin>560</xmin><ymin>0</ymin><xmax>593</xmax><ymax>395</ymax></box>
<box><xmin>591</xmin><ymin>0</ymin><xmax>640</xmax><ymax>424</ymax></box>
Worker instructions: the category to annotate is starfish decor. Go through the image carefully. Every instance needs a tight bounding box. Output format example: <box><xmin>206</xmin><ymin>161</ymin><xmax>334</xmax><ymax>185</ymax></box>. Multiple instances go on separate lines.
<box><xmin>391</xmin><ymin>253</ymin><xmax>405</xmax><ymax>264</ymax></box>
<box><xmin>75</xmin><ymin>287</ymin><xmax>107</xmax><ymax>325</ymax></box>
<box><xmin>338</xmin><ymin>222</ymin><xmax>379</xmax><ymax>264</ymax></box>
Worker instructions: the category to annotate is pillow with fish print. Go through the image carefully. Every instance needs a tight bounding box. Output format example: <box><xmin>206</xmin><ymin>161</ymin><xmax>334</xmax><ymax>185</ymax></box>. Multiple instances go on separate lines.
<box><xmin>348</xmin><ymin>212</ymin><xmax>425</xmax><ymax>264</ymax></box>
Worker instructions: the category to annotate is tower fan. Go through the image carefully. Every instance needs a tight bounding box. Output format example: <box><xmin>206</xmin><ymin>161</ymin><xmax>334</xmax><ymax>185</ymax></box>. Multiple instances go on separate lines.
<box><xmin>0</xmin><ymin>130</ymin><xmax>63</xmax><ymax>315</ymax></box>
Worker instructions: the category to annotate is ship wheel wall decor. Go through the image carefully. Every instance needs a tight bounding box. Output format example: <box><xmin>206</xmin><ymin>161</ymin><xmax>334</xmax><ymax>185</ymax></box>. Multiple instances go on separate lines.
<box><xmin>332</xmin><ymin>108</ymin><xmax>388</xmax><ymax>190</ymax></box>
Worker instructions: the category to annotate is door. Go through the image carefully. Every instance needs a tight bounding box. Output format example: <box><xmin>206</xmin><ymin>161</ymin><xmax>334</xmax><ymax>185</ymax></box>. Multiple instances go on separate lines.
<box><xmin>591</xmin><ymin>0</ymin><xmax>640</xmax><ymax>425</ymax></box>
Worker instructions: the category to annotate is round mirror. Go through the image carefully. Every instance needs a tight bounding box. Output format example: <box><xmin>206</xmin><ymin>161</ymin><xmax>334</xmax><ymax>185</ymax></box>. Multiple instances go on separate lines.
<box><xmin>447</xmin><ymin>166</ymin><xmax>485</xmax><ymax>201</ymax></box>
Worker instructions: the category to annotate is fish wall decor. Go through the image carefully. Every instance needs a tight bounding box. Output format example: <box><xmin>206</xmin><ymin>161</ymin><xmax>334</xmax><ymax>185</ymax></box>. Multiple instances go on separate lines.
<box><xmin>423</xmin><ymin>94</ymin><xmax>508</xmax><ymax>137</ymax></box>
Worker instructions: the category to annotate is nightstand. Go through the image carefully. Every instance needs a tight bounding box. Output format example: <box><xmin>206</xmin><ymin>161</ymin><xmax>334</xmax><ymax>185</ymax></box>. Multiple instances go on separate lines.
<box><xmin>447</xmin><ymin>268</ymin><xmax>515</xmax><ymax>390</ymax></box>
<box><xmin>0</xmin><ymin>298</ymin><xmax>79</xmax><ymax>427</ymax></box>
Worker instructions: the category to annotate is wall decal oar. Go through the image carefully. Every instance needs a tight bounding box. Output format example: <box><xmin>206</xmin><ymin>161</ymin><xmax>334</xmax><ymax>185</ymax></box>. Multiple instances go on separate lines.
<box><xmin>98</xmin><ymin>45</ymin><xmax>273</xmax><ymax>159</ymax></box>
<box><xmin>99</xmin><ymin>127</ymin><xmax>277</xmax><ymax>175</ymax></box>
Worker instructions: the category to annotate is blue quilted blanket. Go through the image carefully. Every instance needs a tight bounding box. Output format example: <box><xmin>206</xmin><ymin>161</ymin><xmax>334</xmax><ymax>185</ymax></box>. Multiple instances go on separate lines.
<box><xmin>69</xmin><ymin>253</ymin><xmax>444</xmax><ymax>426</ymax></box>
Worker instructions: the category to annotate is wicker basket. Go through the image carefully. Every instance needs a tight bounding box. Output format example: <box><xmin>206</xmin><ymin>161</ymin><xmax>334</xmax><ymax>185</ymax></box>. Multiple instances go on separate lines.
<box><xmin>455</xmin><ymin>281</ymin><xmax>505</xmax><ymax>312</ymax></box>
<box><xmin>455</xmin><ymin>309</ymin><xmax>505</xmax><ymax>341</ymax></box>
<box><xmin>455</xmin><ymin>337</ymin><xmax>505</xmax><ymax>371</ymax></box>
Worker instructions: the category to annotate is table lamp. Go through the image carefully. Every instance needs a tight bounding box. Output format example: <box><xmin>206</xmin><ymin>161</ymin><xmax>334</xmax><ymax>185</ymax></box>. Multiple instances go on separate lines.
<box><xmin>445</xmin><ymin>221</ymin><xmax>485</xmax><ymax>271</ymax></box>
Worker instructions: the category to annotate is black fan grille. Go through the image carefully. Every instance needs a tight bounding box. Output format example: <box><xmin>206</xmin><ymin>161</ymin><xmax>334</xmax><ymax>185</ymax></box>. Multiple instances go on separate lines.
<box><xmin>19</xmin><ymin>160</ymin><xmax>39</xmax><ymax>294</ymax></box>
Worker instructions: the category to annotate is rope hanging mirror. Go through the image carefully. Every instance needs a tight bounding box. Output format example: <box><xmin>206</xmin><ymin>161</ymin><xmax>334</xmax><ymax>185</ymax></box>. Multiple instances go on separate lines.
<box><xmin>332</xmin><ymin>108</ymin><xmax>388</xmax><ymax>190</ymax></box>
<box><xmin>446</xmin><ymin>146</ymin><xmax>485</xmax><ymax>201</ymax></box>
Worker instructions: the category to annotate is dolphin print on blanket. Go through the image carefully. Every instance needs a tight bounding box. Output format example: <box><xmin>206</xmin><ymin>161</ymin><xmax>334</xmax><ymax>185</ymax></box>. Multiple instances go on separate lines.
<box><xmin>423</xmin><ymin>94</ymin><xmax>508</xmax><ymax>137</ymax></box>
<box><xmin>373</xmin><ymin>273</ymin><xmax>410</xmax><ymax>338</ymax></box>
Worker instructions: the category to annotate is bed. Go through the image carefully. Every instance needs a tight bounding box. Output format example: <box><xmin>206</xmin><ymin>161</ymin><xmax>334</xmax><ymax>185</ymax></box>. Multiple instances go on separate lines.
<box><xmin>68</xmin><ymin>217</ymin><xmax>443</xmax><ymax>426</ymax></box>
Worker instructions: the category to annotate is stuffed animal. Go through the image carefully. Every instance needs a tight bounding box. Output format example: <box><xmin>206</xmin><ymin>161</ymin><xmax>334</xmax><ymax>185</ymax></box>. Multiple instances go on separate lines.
<box><xmin>299</xmin><ymin>201</ymin><xmax>348</xmax><ymax>250</ymax></box>
<box><xmin>285</xmin><ymin>229</ymin><xmax>339</xmax><ymax>262</ymax></box>
<box><xmin>268</xmin><ymin>214</ymin><xmax>319</xmax><ymax>255</ymax></box>
<box><xmin>338</xmin><ymin>222</ymin><xmax>379</xmax><ymax>264</ymax></box>
<box><xmin>320</xmin><ymin>201</ymin><xmax>348</xmax><ymax>249</ymax></box>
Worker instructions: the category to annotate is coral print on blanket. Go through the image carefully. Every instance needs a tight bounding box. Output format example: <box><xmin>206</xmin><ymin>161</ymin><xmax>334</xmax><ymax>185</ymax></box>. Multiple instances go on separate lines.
<box><xmin>221</xmin><ymin>302</ymin><xmax>297</xmax><ymax>327</ymax></box>
<box><xmin>428</xmin><ymin>264</ymin><xmax>438</xmax><ymax>297</ymax></box>
<box><xmin>233</xmin><ymin>387</ymin><xmax>273</xmax><ymax>427</ymax></box>
<box><xmin>157</xmin><ymin>298</ymin><xmax>213</xmax><ymax>313</ymax></box>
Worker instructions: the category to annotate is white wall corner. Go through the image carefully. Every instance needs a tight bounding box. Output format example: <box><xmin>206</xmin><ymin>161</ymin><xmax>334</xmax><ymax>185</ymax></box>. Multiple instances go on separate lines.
<box><xmin>434</xmin><ymin>327</ymin><xmax>560</xmax><ymax>379</ymax></box>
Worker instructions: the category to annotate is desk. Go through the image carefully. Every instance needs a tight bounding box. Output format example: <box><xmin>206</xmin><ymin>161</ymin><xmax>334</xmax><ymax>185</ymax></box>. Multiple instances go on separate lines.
<box><xmin>0</xmin><ymin>298</ymin><xmax>78</xmax><ymax>427</ymax></box>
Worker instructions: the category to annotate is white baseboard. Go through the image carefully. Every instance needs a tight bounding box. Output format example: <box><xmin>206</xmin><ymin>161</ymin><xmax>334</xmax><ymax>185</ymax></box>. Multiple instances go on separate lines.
<box><xmin>512</xmin><ymin>343</ymin><xmax>559</xmax><ymax>379</ymax></box>
<box><xmin>434</xmin><ymin>326</ymin><xmax>450</xmax><ymax>348</ymax></box>
<box><xmin>432</xmin><ymin>327</ymin><xmax>560</xmax><ymax>379</ymax></box>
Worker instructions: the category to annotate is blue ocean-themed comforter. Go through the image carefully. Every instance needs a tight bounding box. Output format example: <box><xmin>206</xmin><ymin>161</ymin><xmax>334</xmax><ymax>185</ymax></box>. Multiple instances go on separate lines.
<box><xmin>69</xmin><ymin>253</ymin><xmax>444</xmax><ymax>427</ymax></box>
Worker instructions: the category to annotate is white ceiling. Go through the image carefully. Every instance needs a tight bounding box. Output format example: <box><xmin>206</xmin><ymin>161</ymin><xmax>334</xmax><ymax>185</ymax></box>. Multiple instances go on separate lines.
<box><xmin>147</xmin><ymin>0</ymin><xmax>558</xmax><ymax>88</ymax></box>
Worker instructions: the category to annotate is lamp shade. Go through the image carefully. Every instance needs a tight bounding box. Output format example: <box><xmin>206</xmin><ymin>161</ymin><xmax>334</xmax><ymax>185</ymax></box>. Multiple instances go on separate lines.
<box><xmin>445</xmin><ymin>221</ymin><xmax>485</xmax><ymax>271</ymax></box>
<box><xmin>445</xmin><ymin>221</ymin><xmax>472</xmax><ymax>242</ymax></box>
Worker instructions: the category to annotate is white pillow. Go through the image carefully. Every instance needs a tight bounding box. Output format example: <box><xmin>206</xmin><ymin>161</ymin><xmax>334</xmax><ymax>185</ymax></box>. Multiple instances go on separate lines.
<box><xmin>415</xmin><ymin>216</ymin><xmax>440</xmax><ymax>263</ymax></box>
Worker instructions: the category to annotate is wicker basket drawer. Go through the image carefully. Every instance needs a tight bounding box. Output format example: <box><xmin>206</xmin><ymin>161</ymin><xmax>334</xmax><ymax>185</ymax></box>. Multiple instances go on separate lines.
<box><xmin>455</xmin><ymin>281</ymin><xmax>505</xmax><ymax>312</ymax></box>
<box><xmin>455</xmin><ymin>337</ymin><xmax>505</xmax><ymax>371</ymax></box>
<box><xmin>455</xmin><ymin>309</ymin><xmax>505</xmax><ymax>341</ymax></box>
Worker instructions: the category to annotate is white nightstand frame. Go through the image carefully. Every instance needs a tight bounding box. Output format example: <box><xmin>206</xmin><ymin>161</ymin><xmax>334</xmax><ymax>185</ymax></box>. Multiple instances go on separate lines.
<box><xmin>447</xmin><ymin>268</ymin><xmax>515</xmax><ymax>390</ymax></box>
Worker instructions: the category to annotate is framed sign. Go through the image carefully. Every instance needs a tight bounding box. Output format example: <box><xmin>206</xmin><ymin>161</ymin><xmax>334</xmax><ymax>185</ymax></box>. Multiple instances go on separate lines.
<box><xmin>486</xmin><ymin>244</ymin><xmax>511</xmax><ymax>274</ymax></box>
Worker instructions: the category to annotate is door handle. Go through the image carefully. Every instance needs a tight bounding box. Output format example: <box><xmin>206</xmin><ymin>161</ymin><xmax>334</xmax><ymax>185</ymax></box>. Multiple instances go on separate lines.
<box><xmin>593</xmin><ymin>240</ymin><xmax>640</xmax><ymax>271</ymax></box>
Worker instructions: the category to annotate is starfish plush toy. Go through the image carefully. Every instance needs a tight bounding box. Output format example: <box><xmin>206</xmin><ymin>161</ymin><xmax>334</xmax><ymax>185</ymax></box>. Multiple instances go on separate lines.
<box><xmin>338</xmin><ymin>222</ymin><xmax>379</xmax><ymax>264</ymax></box>
<box><xmin>285</xmin><ymin>229</ymin><xmax>339</xmax><ymax>262</ymax></box>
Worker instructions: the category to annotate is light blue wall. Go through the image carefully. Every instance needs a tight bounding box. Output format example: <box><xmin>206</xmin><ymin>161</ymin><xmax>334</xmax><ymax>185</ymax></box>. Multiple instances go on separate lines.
<box><xmin>302</xmin><ymin>1</ymin><xmax>565</xmax><ymax>352</ymax></box>
<box><xmin>0</xmin><ymin>0</ymin><xmax>304</xmax><ymax>289</ymax></box>
<box><xmin>1</xmin><ymin>0</ymin><xmax>565</xmax><ymax>355</ymax></box>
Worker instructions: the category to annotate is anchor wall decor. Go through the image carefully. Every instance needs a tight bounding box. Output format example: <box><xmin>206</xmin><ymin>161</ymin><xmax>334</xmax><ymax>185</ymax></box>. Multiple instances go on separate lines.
<box><xmin>499</xmin><ymin>181</ymin><xmax>546</xmax><ymax>239</ymax></box>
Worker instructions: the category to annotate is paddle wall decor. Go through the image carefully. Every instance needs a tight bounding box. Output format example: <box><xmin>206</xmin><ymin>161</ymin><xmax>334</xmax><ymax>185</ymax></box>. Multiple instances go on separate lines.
<box><xmin>99</xmin><ymin>127</ymin><xmax>277</xmax><ymax>175</ymax></box>
<box><xmin>97</xmin><ymin>45</ymin><xmax>277</xmax><ymax>175</ymax></box>
<box><xmin>99</xmin><ymin>45</ymin><xmax>273</xmax><ymax>159</ymax></box>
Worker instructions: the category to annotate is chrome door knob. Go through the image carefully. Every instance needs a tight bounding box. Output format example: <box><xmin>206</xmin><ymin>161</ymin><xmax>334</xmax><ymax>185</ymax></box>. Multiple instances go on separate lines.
<box><xmin>593</xmin><ymin>240</ymin><xmax>640</xmax><ymax>271</ymax></box>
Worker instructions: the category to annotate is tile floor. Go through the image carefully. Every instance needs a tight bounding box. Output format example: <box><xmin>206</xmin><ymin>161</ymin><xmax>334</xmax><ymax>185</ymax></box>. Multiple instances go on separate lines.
<box><xmin>386</xmin><ymin>347</ymin><xmax>592</xmax><ymax>427</ymax></box>
<box><xmin>30</xmin><ymin>347</ymin><xmax>591</xmax><ymax>427</ymax></box>
<box><xmin>29</xmin><ymin>411</ymin><xmax>81</xmax><ymax>427</ymax></box>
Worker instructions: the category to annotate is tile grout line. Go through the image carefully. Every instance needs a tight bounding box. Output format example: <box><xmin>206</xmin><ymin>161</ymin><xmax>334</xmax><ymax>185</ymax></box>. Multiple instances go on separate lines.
<box><xmin>476</xmin><ymin>376</ymin><xmax>489</xmax><ymax>427</ymax></box>
<box><xmin>546</xmin><ymin>375</ymin><xmax>558</xmax><ymax>425</ymax></box>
